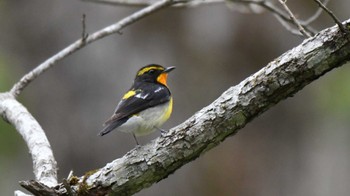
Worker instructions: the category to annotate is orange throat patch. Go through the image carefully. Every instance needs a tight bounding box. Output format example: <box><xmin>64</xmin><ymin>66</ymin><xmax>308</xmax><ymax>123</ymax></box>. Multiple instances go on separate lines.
<box><xmin>157</xmin><ymin>73</ymin><xmax>168</xmax><ymax>86</ymax></box>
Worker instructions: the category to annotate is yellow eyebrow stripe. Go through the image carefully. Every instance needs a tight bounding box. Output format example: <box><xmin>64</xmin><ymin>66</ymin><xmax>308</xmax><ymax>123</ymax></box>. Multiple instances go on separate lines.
<box><xmin>137</xmin><ymin>66</ymin><xmax>164</xmax><ymax>76</ymax></box>
<box><xmin>122</xmin><ymin>90</ymin><xmax>136</xmax><ymax>99</ymax></box>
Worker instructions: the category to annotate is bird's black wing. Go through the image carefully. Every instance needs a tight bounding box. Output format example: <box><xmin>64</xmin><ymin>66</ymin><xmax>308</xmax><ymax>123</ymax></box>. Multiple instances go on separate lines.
<box><xmin>104</xmin><ymin>83</ymin><xmax>171</xmax><ymax>126</ymax></box>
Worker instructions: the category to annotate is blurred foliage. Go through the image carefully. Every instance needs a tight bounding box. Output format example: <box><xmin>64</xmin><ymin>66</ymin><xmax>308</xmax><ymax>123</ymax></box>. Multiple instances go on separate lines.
<box><xmin>0</xmin><ymin>55</ymin><xmax>24</xmax><ymax>196</ymax></box>
<box><xmin>0</xmin><ymin>56</ymin><xmax>22</xmax><ymax>157</ymax></box>
<box><xmin>0</xmin><ymin>57</ymin><xmax>12</xmax><ymax>91</ymax></box>
<box><xmin>314</xmin><ymin>63</ymin><xmax>350</xmax><ymax>117</ymax></box>
<box><xmin>0</xmin><ymin>121</ymin><xmax>21</xmax><ymax>158</ymax></box>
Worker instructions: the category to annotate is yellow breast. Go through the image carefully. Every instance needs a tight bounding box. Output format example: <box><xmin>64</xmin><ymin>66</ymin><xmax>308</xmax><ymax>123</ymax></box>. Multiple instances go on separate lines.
<box><xmin>160</xmin><ymin>97</ymin><xmax>173</xmax><ymax>122</ymax></box>
<box><xmin>127</xmin><ymin>97</ymin><xmax>173</xmax><ymax>136</ymax></box>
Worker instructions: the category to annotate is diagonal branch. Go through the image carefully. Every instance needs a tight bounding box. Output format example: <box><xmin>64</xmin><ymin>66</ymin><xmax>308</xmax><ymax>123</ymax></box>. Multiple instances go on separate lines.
<box><xmin>20</xmin><ymin>19</ymin><xmax>350</xmax><ymax>196</ymax></box>
<box><xmin>0</xmin><ymin>93</ymin><xmax>58</xmax><ymax>188</ymax></box>
<box><xmin>9</xmin><ymin>0</ymin><xmax>175</xmax><ymax>98</ymax></box>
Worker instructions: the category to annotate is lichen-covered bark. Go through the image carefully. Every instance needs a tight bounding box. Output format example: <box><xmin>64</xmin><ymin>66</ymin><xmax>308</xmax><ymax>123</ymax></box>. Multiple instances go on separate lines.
<box><xmin>21</xmin><ymin>21</ymin><xmax>350</xmax><ymax>195</ymax></box>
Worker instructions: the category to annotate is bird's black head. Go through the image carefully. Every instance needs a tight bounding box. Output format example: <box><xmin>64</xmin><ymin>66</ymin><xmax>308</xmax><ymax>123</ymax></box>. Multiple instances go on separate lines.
<box><xmin>135</xmin><ymin>64</ymin><xmax>175</xmax><ymax>86</ymax></box>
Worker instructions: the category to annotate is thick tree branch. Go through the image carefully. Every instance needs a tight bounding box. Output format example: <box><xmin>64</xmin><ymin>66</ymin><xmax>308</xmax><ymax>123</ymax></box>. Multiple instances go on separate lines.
<box><xmin>0</xmin><ymin>93</ymin><xmax>58</xmax><ymax>187</ymax></box>
<box><xmin>9</xmin><ymin>0</ymin><xmax>175</xmax><ymax>97</ymax></box>
<box><xmin>20</xmin><ymin>19</ymin><xmax>350</xmax><ymax>196</ymax></box>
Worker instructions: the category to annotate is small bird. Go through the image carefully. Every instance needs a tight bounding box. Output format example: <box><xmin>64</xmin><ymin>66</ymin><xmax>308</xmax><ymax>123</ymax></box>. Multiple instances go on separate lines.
<box><xmin>99</xmin><ymin>64</ymin><xmax>175</xmax><ymax>145</ymax></box>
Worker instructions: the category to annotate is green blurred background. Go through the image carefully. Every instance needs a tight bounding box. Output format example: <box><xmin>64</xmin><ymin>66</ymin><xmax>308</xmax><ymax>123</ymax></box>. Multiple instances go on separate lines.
<box><xmin>1</xmin><ymin>0</ymin><xmax>350</xmax><ymax>195</ymax></box>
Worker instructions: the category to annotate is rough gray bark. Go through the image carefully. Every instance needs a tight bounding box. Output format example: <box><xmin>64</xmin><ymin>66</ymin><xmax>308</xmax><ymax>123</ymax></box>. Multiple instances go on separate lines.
<box><xmin>19</xmin><ymin>20</ymin><xmax>350</xmax><ymax>195</ymax></box>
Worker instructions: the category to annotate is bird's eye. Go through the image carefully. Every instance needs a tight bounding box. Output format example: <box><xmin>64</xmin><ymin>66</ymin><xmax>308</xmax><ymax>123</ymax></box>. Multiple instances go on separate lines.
<box><xmin>148</xmin><ymin>70</ymin><xmax>155</xmax><ymax>74</ymax></box>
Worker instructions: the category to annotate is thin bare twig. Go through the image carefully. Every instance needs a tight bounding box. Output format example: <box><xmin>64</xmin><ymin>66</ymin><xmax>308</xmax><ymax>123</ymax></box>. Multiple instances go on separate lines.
<box><xmin>313</xmin><ymin>0</ymin><xmax>349</xmax><ymax>34</ymax></box>
<box><xmin>62</xmin><ymin>179</ymin><xmax>73</xmax><ymax>196</ymax></box>
<box><xmin>10</xmin><ymin>0</ymin><xmax>175</xmax><ymax>97</ymax></box>
<box><xmin>278</xmin><ymin>0</ymin><xmax>311</xmax><ymax>38</ymax></box>
<box><xmin>81</xmin><ymin>13</ymin><xmax>88</xmax><ymax>41</ymax></box>
<box><xmin>303</xmin><ymin>0</ymin><xmax>329</xmax><ymax>25</ymax></box>
<box><xmin>230</xmin><ymin>0</ymin><xmax>316</xmax><ymax>36</ymax></box>
<box><xmin>82</xmin><ymin>0</ymin><xmax>224</xmax><ymax>7</ymax></box>
<box><xmin>83</xmin><ymin>0</ymin><xmax>158</xmax><ymax>6</ymax></box>
<box><xmin>275</xmin><ymin>15</ymin><xmax>304</xmax><ymax>36</ymax></box>
<box><xmin>84</xmin><ymin>0</ymin><xmax>317</xmax><ymax>36</ymax></box>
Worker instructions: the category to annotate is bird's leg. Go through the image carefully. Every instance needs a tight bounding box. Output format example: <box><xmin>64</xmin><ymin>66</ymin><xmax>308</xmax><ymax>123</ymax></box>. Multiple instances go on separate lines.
<box><xmin>132</xmin><ymin>133</ymin><xmax>140</xmax><ymax>146</ymax></box>
<box><xmin>155</xmin><ymin>126</ymin><xmax>167</xmax><ymax>136</ymax></box>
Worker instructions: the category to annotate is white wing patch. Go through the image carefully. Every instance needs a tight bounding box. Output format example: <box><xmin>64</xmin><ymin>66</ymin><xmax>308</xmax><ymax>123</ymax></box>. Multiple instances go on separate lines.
<box><xmin>154</xmin><ymin>86</ymin><xmax>163</xmax><ymax>93</ymax></box>
<box><xmin>135</xmin><ymin>92</ymin><xmax>150</xmax><ymax>100</ymax></box>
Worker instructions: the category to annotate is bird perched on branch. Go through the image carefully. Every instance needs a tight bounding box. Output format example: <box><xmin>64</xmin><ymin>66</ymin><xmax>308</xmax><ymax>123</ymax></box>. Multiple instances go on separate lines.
<box><xmin>99</xmin><ymin>64</ymin><xmax>175</xmax><ymax>145</ymax></box>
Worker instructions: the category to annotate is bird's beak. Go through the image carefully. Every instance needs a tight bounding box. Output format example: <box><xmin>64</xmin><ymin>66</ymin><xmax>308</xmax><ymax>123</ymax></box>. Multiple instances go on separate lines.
<box><xmin>164</xmin><ymin>66</ymin><xmax>176</xmax><ymax>73</ymax></box>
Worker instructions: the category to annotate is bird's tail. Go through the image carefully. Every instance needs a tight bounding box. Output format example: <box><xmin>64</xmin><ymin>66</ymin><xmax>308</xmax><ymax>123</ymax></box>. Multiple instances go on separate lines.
<box><xmin>98</xmin><ymin>117</ymin><xmax>128</xmax><ymax>136</ymax></box>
